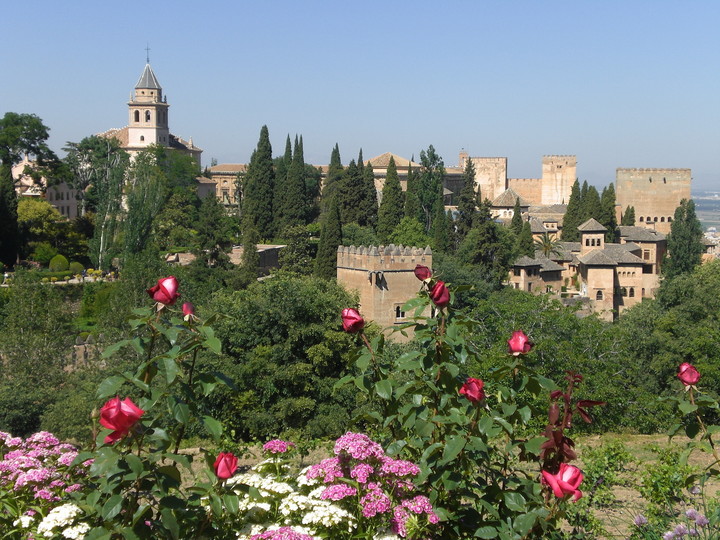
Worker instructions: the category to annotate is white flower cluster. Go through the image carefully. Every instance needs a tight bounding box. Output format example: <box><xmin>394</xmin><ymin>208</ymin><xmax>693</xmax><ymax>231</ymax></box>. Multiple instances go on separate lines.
<box><xmin>36</xmin><ymin>503</ymin><xmax>84</xmax><ymax>538</ymax></box>
<box><xmin>373</xmin><ymin>532</ymin><xmax>402</xmax><ymax>540</ymax></box>
<box><xmin>62</xmin><ymin>523</ymin><xmax>91</xmax><ymax>539</ymax></box>
<box><xmin>300</xmin><ymin>498</ymin><xmax>355</xmax><ymax>532</ymax></box>
<box><xmin>296</xmin><ymin>466</ymin><xmax>318</xmax><ymax>487</ymax></box>
<box><xmin>13</xmin><ymin>515</ymin><xmax>34</xmax><ymax>528</ymax></box>
<box><xmin>231</xmin><ymin>472</ymin><xmax>294</xmax><ymax>496</ymax></box>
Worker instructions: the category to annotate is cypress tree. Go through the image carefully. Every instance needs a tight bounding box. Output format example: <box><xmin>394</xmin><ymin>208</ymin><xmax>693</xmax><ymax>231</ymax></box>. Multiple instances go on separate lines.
<box><xmin>359</xmin><ymin>153</ymin><xmax>378</xmax><ymax>228</ymax></box>
<box><xmin>510</xmin><ymin>198</ymin><xmax>523</xmax><ymax>236</ymax></box>
<box><xmin>238</xmin><ymin>218</ymin><xmax>260</xmax><ymax>287</ymax></box>
<box><xmin>0</xmin><ymin>164</ymin><xmax>18</xmax><ymax>267</ymax></box>
<box><xmin>280</xmin><ymin>135</ymin><xmax>307</xmax><ymax>229</ymax></box>
<box><xmin>621</xmin><ymin>206</ymin><xmax>636</xmax><ymax>226</ymax></box>
<box><xmin>321</xmin><ymin>144</ymin><xmax>343</xmax><ymax>215</ymax></box>
<box><xmin>315</xmin><ymin>196</ymin><xmax>342</xmax><ymax>280</ymax></box>
<box><xmin>431</xmin><ymin>190</ymin><xmax>450</xmax><ymax>253</ymax></box>
<box><xmin>377</xmin><ymin>156</ymin><xmax>404</xmax><ymax>242</ymax></box>
<box><xmin>516</xmin><ymin>221</ymin><xmax>534</xmax><ymax>258</ymax></box>
<box><xmin>561</xmin><ymin>179</ymin><xmax>582</xmax><ymax>242</ymax></box>
<box><xmin>337</xmin><ymin>159</ymin><xmax>364</xmax><ymax>225</ymax></box>
<box><xmin>456</xmin><ymin>158</ymin><xmax>476</xmax><ymax>242</ymax></box>
<box><xmin>579</xmin><ymin>181</ymin><xmax>589</xmax><ymax>221</ymax></box>
<box><xmin>242</xmin><ymin>125</ymin><xmax>275</xmax><ymax>238</ymax></box>
<box><xmin>664</xmin><ymin>199</ymin><xmax>704</xmax><ymax>278</ymax></box>
<box><xmin>418</xmin><ymin>146</ymin><xmax>445</xmax><ymax>233</ymax></box>
<box><xmin>404</xmin><ymin>162</ymin><xmax>422</xmax><ymax>224</ymax></box>
<box><xmin>600</xmin><ymin>184</ymin><xmax>618</xmax><ymax>242</ymax></box>
<box><xmin>273</xmin><ymin>135</ymin><xmax>292</xmax><ymax>226</ymax></box>
<box><xmin>583</xmin><ymin>185</ymin><xmax>601</xmax><ymax>223</ymax></box>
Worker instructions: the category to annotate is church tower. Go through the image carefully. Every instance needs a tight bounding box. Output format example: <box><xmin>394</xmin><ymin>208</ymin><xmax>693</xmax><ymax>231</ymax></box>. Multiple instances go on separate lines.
<box><xmin>127</xmin><ymin>63</ymin><xmax>170</xmax><ymax>148</ymax></box>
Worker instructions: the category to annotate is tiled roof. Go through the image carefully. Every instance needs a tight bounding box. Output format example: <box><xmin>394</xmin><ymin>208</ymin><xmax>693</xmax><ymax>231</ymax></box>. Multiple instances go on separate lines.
<box><xmin>578</xmin><ymin>218</ymin><xmax>607</xmax><ymax>232</ymax></box>
<box><xmin>491</xmin><ymin>188</ymin><xmax>531</xmax><ymax>208</ymax></box>
<box><xmin>578</xmin><ymin>250</ymin><xmax>617</xmax><ymax>266</ymax></box>
<box><xmin>136</xmin><ymin>64</ymin><xmax>161</xmax><ymax>89</ymax></box>
<box><xmin>98</xmin><ymin>127</ymin><xmax>129</xmax><ymax>146</ymax></box>
<box><xmin>512</xmin><ymin>256</ymin><xmax>541</xmax><ymax>267</ymax></box>
<box><xmin>618</xmin><ymin>226</ymin><xmax>666</xmax><ymax>242</ymax></box>
<box><xmin>537</xmin><ymin>256</ymin><xmax>564</xmax><ymax>272</ymax></box>
<box><xmin>602</xmin><ymin>245</ymin><xmax>645</xmax><ymax>264</ymax></box>
<box><xmin>529</xmin><ymin>217</ymin><xmax>547</xmax><ymax>233</ymax></box>
<box><xmin>367</xmin><ymin>153</ymin><xmax>419</xmax><ymax>168</ymax></box>
<box><xmin>210</xmin><ymin>163</ymin><xmax>247</xmax><ymax>174</ymax></box>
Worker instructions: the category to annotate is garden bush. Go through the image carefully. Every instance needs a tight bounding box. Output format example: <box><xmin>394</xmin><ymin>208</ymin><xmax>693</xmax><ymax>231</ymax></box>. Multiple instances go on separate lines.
<box><xmin>49</xmin><ymin>254</ymin><xmax>69</xmax><ymax>272</ymax></box>
<box><xmin>69</xmin><ymin>261</ymin><xmax>84</xmax><ymax>275</ymax></box>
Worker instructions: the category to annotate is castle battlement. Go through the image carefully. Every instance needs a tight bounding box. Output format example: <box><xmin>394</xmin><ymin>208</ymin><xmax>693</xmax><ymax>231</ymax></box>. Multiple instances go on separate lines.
<box><xmin>337</xmin><ymin>244</ymin><xmax>432</xmax><ymax>272</ymax></box>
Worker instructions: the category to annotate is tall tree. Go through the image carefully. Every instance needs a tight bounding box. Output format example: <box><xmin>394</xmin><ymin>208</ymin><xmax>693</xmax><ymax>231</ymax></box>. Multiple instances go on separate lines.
<box><xmin>195</xmin><ymin>193</ymin><xmax>233</xmax><ymax>268</ymax></box>
<box><xmin>321</xmin><ymin>143</ymin><xmax>343</xmax><ymax>215</ymax></box>
<box><xmin>315</xmin><ymin>196</ymin><xmax>342</xmax><ymax>280</ymax></box>
<box><xmin>273</xmin><ymin>135</ymin><xmax>292</xmax><ymax>224</ymax></box>
<box><xmin>455</xmin><ymin>159</ymin><xmax>477</xmax><ymax>242</ymax></box>
<box><xmin>600</xmin><ymin>184</ymin><xmax>618</xmax><ymax>242</ymax></box>
<box><xmin>561</xmin><ymin>180</ymin><xmax>582</xmax><ymax>242</ymax></box>
<box><xmin>458</xmin><ymin>200</ymin><xmax>512</xmax><ymax>287</ymax></box>
<box><xmin>621</xmin><ymin>206</ymin><xmax>636</xmax><ymax>226</ymax></box>
<box><xmin>280</xmin><ymin>135</ymin><xmax>307</xmax><ymax>229</ymax></box>
<box><xmin>510</xmin><ymin>198</ymin><xmax>523</xmax><ymax>236</ymax></box>
<box><xmin>238</xmin><ymin>219</ymin><xmax>261</xmax><ymax>287</ymax></box>
<box><xmin>582</xmin><ymin>185</ymin><xmax>601</xmax><ymax>224</ymax></box>
<box><xmin>360</xmin><ymin>158</ymin><xmax>378</xmax><ymax>228</ymax></box>
<box><xmin>418</xmin><ymin>146</ymin><xmax>445</xmax><ymax>232</ymax></box>
<box><xmin>515</xmin><ymin>221</ymin><xmax>534</xmax><ymax>258</ymax></box>
<box><xmin>376</xmin><ymin>156</ymin><xmax>403</xmax><ymax>242</ymax></box>
<box><xmin>431</xmin><ymin>190</ymin><xmax>450</xmax><ymax>253</ymax></box>
<box><xmin>664</xmin><ymin>199</ymin><xmax>704</xmax><ymax>279</ymax></box>
<box><xmin>534</xmin><ymin>232</ymin><xmax>563</xmax><ymax>258</ymax></box>
<box><xmin>337</xmin><ymin>159</ymin><xmax>364</xmax><ymax>225</ymax></box>
<box><xmin>404</xmin><ymin>161</ymin><xmax>422</xmax><ymax>224</ymax></box>
<box><xmin>242</xmin><ymin>126</ymin><xmax>275</xmax><ymax>238</ymax></box>
<box><xmin>0</xmin><ymin>113</ymin><xmax>58</xmax><ymax>267</ymax></box>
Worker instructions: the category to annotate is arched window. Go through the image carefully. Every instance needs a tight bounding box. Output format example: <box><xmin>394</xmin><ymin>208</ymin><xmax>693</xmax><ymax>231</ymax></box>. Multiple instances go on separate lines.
<box><xmin>660</xmin><ymin>217</ymin><xmax>665</xmax><ymax>222</ymax></box>
<box><xmin>596</xmin><ymin>290</ymin><xmax>603</xmax><ymax>300</ymax></box>
<box><xmin>134</xmin><ymin>110</ymin><xmax>140</xmax><ymax>122</ymax></box>
<box><xmin>621</xmin><ymin>287</ymin><xmax>627</xmax><ymax>297</ymax></box>
<box><xmin>642</xmin><ymin>288</ymin><xmax>645</xmax><ymax>297</ymax></box>
<box><xmin>647</xmin><ymin>217</ymin><xmax>652</xmax><ymax>222</ymax></box>
<box><xmin>629</xmin><ymin>287</ymin><xmax>635</xmax><ymax>297</ymax></box>
<box><xmin>145</xmin><ymin>111</ymin><xmax>151</xmax><ymax>122</ymax></box>
<box><xmin>639</xmin><ymin>216</ymin><xmax>644</xmax><ymax>222</ymax></box>
<box><xmin>668</xmin><ymin>217</ymin><xmax>673</xmax><ymax>222</ymax></box>
<box><xmin>140</xmin><ymin>136</ymin><xmax>145</xmax><ymax>142</ymax></box>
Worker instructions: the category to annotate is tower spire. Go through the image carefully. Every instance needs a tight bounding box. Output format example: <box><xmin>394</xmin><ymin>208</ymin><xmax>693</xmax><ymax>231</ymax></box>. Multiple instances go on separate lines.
<box><xmin>145</xmin><ymin>43</ymin><xmax>150</xmax><ymax>64</ymax></box>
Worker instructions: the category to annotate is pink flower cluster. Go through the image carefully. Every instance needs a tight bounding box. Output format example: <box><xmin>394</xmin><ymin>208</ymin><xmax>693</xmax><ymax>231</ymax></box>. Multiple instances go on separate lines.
<box><xmin>0</xmin><ymin>431</ymin><xmax>90</xmax><ymax>503</ymax></box>
<box><xmin>263</xmin><ymin>439</ymin><xmax>295</xmax><ymax>454</ymax></box>
<box><xmin>304</xmin><ymin>432</ymin><xmax>439</xmax><ymax>537</ymax></box>
<box><xmin>250</xmin><ymin>527</ymin><xmax>314</xmax><ymax>540</ymax></box>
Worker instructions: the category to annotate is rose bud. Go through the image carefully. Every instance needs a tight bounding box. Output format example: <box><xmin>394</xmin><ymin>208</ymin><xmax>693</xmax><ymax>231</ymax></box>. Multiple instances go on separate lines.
<box><xmin>678</xmin><ymin>362</ymin><xmax>701</xmax><ymax>386</ymax></box>
<box><xmin>414</xmin><ymin>264</ymin><xmax>432</xmax><ymax>281</ymax></box>
<box><xmin>214</xmin><ymin>452</ymin><xmax>238</xmax><ymax>480</ymax></box>
<box><xmin>429</xmin><ymin>280</ymin><xmax>450</xmax><ymax>308</ymax></box>
<box><xmin>459</xmin><ymin>378</ymin><xmax>485</xmax><ymax>403</ymax></box>
<box><xmin>341</xmin><ymin>308</ymin><xmax>365</xmax><ymax>333</ymax></box>
<box><xmin>182</xmin><ymin>302</ymin><xmax>197</xmax><ymax>322</ymax></box>
<box><xmin>541</xmin><ymin>463</ymin><xmax>583</xmax><ymax>501</ymax></box>
<box><xmin>147</xmin><ymin>276</ymin><xmax>180</xmax><ymax>306</ymax></box>
<box><xmin>507</xmin><ymin>330</ymin><xmax>533</xmax><ymax>356</ymax></box>
<box><xmin>99</xmin><ymin>397</ymin><xmax>145</xmax><ymax>444</ymax></box>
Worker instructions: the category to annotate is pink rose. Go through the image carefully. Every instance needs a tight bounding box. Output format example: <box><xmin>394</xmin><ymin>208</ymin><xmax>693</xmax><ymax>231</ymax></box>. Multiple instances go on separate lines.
<box><xmin>146</xmin><ymin>276</ymin><xmax>180</xmax><ymax>306</ymax></box>
<box><xmin>542</xmin><ymin>463</ymin><xmax>583</xmax><ymax>501</ymax></box>
<box><xmin>507</xmin><ymin>330</ymin><xmax>533</xmax><ymax>356</ymax></box>
<box><xmin>214</xmin><ymin>452</ymin><xmax>238</xmax><ymax>480</ymax></box>
<box><xmin>459</xmin><ymin>378</ymin><xmax>485</xmax><ymax>403</ymax></box>
<box><xmin>414</xmin><ymin>265</ymin><xmax>432</xmax><ymax>281</ymax></box>
<box><xmin>342</xmin><ymin>308</ymin><xmax>365</xmax><ymax>333</ymax></box>
<box><xmin>678</xmin><ymin>362</ymin><xmax>701</xmax><ymax>386</ymax></box>
<box><xmin>429</xmin><ymin>281</ymin><xmax>450</xmax><ymax>308</ymax></box>
<box><xmin>99</xmin><ymin>397</ymin><xmax>144</xmax><ymax>444</ymax></box>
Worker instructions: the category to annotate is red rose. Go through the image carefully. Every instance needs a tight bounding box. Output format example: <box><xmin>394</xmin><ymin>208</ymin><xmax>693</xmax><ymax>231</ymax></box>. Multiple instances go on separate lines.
<box><xmin>214</xmin><ymin>452</ymin><xmax>238</xmax><ymax>480</ymax></box>
<box><xmin>429</xmin><ymin>281</ymin><xmax>450</xmax><ymax>308</ymax></box>
<box><xmin>99</xmin><ymin>397</ymin><xmax>145</xmax><ymax>444</ymax></box>
<box><xmin>414</xmin><ymin>264</ymin><xmax>432</xmax><ymax>281</ymax></box>
<box><xmin>459</xmin><ymin>378</ymin><xmax>485</xmax><ymax>403</ymax></box>
<box><xmin>542</xmin><ymin>463</ymin><xmax>583</xmax><ymax>501</ymax></box>
<box><xmin>507</xmin><ymin>331</ymin><xmax>533</xmax><ymax>356</ymax></box>
<box><xmin>678</xmin><ymin>362</ymin><xmax>701</xmax><ymax>386</ymax></box>
<box><xmin>182</xmin><ymin>302</ymin><xmax>194</xmax><ymax>316</ymax></box>
<box><xmin>341</xmin><ymin>308</ymin><xmax>365</xmax><ymax>333</ymax></box>
<box><xmin>147</xmin><ymin>276</ymin><xmax>180</xmax><ymax>306</ymax></box>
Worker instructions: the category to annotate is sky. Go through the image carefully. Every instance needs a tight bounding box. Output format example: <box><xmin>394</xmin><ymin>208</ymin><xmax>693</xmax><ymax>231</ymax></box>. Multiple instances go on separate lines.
<box><xmin>2</xmin><ymin>1</ymin><xmax>718</xmax><ymax>190</ymax></box>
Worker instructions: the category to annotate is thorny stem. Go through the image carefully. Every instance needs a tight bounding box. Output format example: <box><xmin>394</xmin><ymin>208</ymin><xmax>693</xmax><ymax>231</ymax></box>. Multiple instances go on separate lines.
<box><xmin>173</xmin><ymin>347</ymin><xmax>199</xmax><ymax>454</ymax></box>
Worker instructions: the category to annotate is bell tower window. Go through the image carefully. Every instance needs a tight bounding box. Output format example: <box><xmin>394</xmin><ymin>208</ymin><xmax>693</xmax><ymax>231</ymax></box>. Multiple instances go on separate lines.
<box><xmin>134</xmin><ymin>110</ymin><xmax>140</xmax><ymax>122</ymax></box>
<box><xmin>140</xmin><ymin>136</ymin><xmax>145</xmax><ymax>142</ymax></box>
<box><xmin>145</xmin><ymin>111</ymin><xmax>151</xmax><ymax>122</ymax></box>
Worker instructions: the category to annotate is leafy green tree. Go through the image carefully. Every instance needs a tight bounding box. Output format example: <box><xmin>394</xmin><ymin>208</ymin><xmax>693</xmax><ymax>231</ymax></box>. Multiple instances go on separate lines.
<box><xmin>515</xmin><ymin>221</ymin><xmax>534</xmax><ymax>258</ymax></box>
<box><xmin>418</xmin><ymin>146</ymin><xmax>445</xmax><ymax>232</ymax></box>
<box><xmin>279</xmin><ymin>136</ymin><xmax>308</xmax><ymax>230</ymax></box>
<box><xmin>242</xmin><ymin>126</ymin><xmax>275</xmax><ymax>238</ymax></box>
<box><xmin>389</xmin><ymin>216</ymin><xmax>431</xmax><ymax>248</ymax></box>
<box><xmin>431</xmin><ymin>190</ymin><xmax>450</xmax><ymax>253</ymax></box>
<box><xmin>621</xmin><ymin>205</ymin><xmax>636</xmax><ymax>226</ymax></box>
<box><xmin>534</xmin><ymin>232</ymin><xmax>563</xmax><ymax>258</ymax></box>
<box><xmin>457</xmin><ymin>201</ymin><xmax>512</xmax><ymax>287</ymax></box>
<box><xmin>238</xmin><ymin>220</ymin><xmax>260</xmax><ymax>286</ymax></box>
<box><xmin>341</xmin><ymin>223</ymin><xmax>379</xmax><ymax>247</ymax></box>
<box><xmin>582</xmin><ymin>185</ymin><xmax>601</xmax><ymax>224</ymax></box>
<box><xmin>17</xmin><ymin>198</ymin><xmax>65</xmax><ymax>255</ymax></box>
<box><xmin>510</xmin><ymin>198</ymin><xmax>523</xmax><ymax>236</ymax></box>
<box><xmin>404</xmin><ymin>161</ymin><xmax>422</xmax><ymax>224</ymax></box>
<box><xmin>599</xmin><ymin>184</ymin><xmax>618</xmax><ymax>242</ymax></box>
<box><xmin>149</xmin><ymin>145</ymin><xmax>199</xmax><ymax>189</ymax></box>
<box><xmin>337</xmin><ymin>159</ymin><xmax>364</xmax><ymax>225</ymax></box>
<box><xmin>273</xmin><ymin>135</ymin><xmax>292</xmax><ymax>223</ymax></box>
<box><xmin>153</xmin><ymin>188</ymin><xmax>199</xmax><ymax>250</ymax></box>
<box><xmin>195</xmin><ymin>193</ymin><xmax>233</xmax><ymax>268</ymax></box>
<box><xmin>321</xmin><ymin>144</ymin><xmax>343</xmax><ymax>215</ymax></box>
<box><xmin>664</xmin><ymin>199</ymin><xmax>704</xmax><ymax>278</ymax></box>
<box><xmin>360</xmin><ymin>158</ymin><xmax>378</xmax><ymax>228</ymax></box>
<box><xmin>278</xmin><ymin>225</ymin><xmax>315</xmax><ymax>275</ymax></box>
<box><xmin>314</xmin><ymin>196</ymin><xmax>342</xmax><ymax>280</ymax></box>
<box><xmin>561</xmin><ymin>180</ymin><xmax>582</xmax><ymax>241</ymax></box>
<box><xmin>0</xmin><ymin>113</ymin><xmax>58</xmax><ymax>267</ymax></box>
<box><xmin>456</xmin><ymin>159</ymin><xmax>477</xmax><ymax>242</ymax></box>
<box><xmin>376</xmin><ymin>156</ymin><xmax>403</xmax><ymax>242</ymax></box>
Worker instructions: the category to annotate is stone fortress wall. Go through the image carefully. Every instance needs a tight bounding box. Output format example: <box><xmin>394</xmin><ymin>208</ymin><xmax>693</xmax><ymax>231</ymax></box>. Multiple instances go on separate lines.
<box><xmin>616</xmin><ymin>168</ymin><xmax>691</xmax><ymax>234</ymax></box>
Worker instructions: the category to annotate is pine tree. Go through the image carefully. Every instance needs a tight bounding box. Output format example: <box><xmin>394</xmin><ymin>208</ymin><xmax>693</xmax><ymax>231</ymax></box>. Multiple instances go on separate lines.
<box><xmin>456</xmin><ymin>158</ymin><xmax>476</xmax><ymax>242</ymax></box>
<box><xmin>404</xmin><ymin>162</ymin><xmax>422</xmax><ymax>224</ymax></box>
<box><xmin>242</xmin><ymin>126</ymin><xmax>275</xmax><ymax>238</ymax></box>
<box><xmin>600</xmin><ymin>184</ymin><xmax>618</xmax><ymax>242</ymax></box>
<box><xmin>510</xmin><ymin>198</ymin><xmax>523</xmax><ymax>236</ymax></box>
<box><xmin>315</xmin><ymin>196</ymin><xmax>342</xmax><ymax>280</ymax></box>
<box><xmin>664</xmin><ymin>199</ymin><xmax>704</xmax><ymax>278</ymax></box>
<box><xmin>516</xmin><ymin>221</ymin><xmax>534</xmax><ymax>258</ymax></box>
<box><xmin>337</xmin><ymin>159</ymin><xmax>364</xmax><ymax>225</ymax></box>
<box><xmin>561</xmin><ymin>180</ymin><xmax>582</xmax><ymax>241</ymax></box>
<box><xmin>621</xmin><ymin>206</ymin><xmax>636</xmax><ymax>226</ymax></box>
<box><xmin>418</xmin><ymin>146</ymin><xmax>445</xmax><ymax>232</ymax></box>
<box><xmin>458</xmin><ymin>199</ymin><xmax>511</xmax><ymax>287</ymax></box>
<box><xmin>377</xmin><ymin>156</ymin><xmax>403</xmax><ymax>242</ymax></box>
<box><xmin>280</xmin><ymin>135</ymin><xmax>307</xmax><ymax>230</ymax></box>
<box><xmin>321</xmin><ymin>143</ymin><xmax>343</xmax><ymax>215</ymax></box>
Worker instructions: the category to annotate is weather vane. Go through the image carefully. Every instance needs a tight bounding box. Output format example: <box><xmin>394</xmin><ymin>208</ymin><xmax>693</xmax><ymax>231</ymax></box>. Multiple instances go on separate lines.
<box><xmin>145</xmin><ymin>44</ymin><xmax>150</xmax><ymax>64</ymax></box>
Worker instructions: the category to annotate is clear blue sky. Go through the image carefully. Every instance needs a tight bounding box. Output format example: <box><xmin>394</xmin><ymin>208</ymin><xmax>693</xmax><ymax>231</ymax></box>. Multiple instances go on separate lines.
<box><xmin>2</xmin><ymin>1</ymin><xmax>718</xmax><ymax>189</ymax></box>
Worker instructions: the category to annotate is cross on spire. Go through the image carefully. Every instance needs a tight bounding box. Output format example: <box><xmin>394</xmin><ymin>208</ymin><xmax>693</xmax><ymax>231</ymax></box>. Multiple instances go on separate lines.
<box><xmin>145</xmin><ymin>44</ymin><xmax>151</xmax><ymax>64</ymax></box>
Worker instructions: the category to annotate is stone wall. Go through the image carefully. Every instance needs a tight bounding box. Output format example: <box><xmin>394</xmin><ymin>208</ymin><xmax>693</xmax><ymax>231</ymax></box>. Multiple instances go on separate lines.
<box><xmin>541</xmin><ymin>155</ymin><xmax>576</xmax><ymax>205</ymax></box>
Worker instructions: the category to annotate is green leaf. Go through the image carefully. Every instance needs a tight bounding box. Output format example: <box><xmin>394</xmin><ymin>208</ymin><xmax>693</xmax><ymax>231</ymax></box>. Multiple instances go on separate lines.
<box><xmin>101</xmin><ymin>339</ymin><xmax>132</xmax><ymax>359</ymax></box>
<box><xmin>162</xmin><ymin>357</ymin><xmax>180</xmax><ymax>384</ymax></box>
<box><xmin>203</xmin><ymin>415</ymin><xmax>223</xmax><ymax>440</ymax></box>
<box><xmin>101</xmin><ymin>494</ymin><xmax>123</xmax><ymax>520</ymax></box>
<box><xmin>440</xmin><ymin>435</ymin><xmax>466</xmax><ymax>465</ymax></box>
<box><xmin>173</xmin><ymin>402</ymin><xmax>190</xmax><ymax>424</ymax></box>
<box><xmin>504</xmin><ymin>492</ymin><xmax>527</xmax><ymax>512</ymax></box>
<box><xmin>356</xmin><ymin>353</ymin><xmax>371</xmax><ymax>372</ymax></box>
<box><xmin>124</xmin><ymin>454</ymin><xmax>144</xmax><ymax>478</ymax></box>
<box><xmin>685</xmin><ymin>422</ymin><xmax>701</xmax><ymax>439</ymax></box>
<box><xmin>375</xmin><ymin>379</ymin><xmax>393</xmax><ymax>400</ymax></box>
<box><xmin>333</xmin><ymin>374</ymin><xmax>353</xmax><ymax>390</ymax></box>
<box><xmin>514</xmin><ymin>512</ymin><xmax>538</xmax><ymax>535</ymax></box>
<box><xmin>204</xmin><ymin>336</ymin><xmax>222</xmax><ymax>354</ymax></box>
<box><xmin>474</xmin><ymin>526</ymin><xmax>499</xmax><ymax>538</ymax></box>
<box><xmin>160</xmin><ymin>508</ymin><xmax>180</xmax><ymax>539</ymax></box>
<box><xmin>354</xmin><ymin>375</ymin><xmax>372</xmax><ymax>392</ymax></box>
<box><xmin>679</xmin><ymin>401</ymin><xmax>698</xmax><ymax>415</ymax></box>
<box><xmin>223</xmin><ymin>493</ymin><xmax>240</xmax><ymax>515</ymax></box>
<box><xmin>96</xmin><ymin>375</ymin><xmax>126</xmax><ymax>399</ymax></box>
<box><xmin>523</xmin><ymin>436</ymin><xmax>547</xmax><ymax>455</ymax></box>
<box><xmin>157</xmin><ymin>465</ymin><xmax>182</xmax><ymax>487</ymax></box>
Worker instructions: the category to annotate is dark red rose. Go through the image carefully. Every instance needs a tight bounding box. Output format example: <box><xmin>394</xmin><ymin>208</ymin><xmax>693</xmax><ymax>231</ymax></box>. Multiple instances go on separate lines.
<box><xmin>147</xmin><ymin>276</ymin><xmax>180</xmax><ymax>306</ymax></box>
<box><xmin>429</xmin><ymin>281</ymin><xmax>450</xmax><ymax>308</ymax></box>
<box><xmin>459</xmin><ymin>378</ymin><xmax>485</xmax><ymax>403</ymax></box>
<box><xmin>99</xmin><ymin>397</ymin><xmax>145</xmax><ymax>444</ymax></box>
<box><xmin>414</xmin><ymin>264</ymin><xmax>432</xmax><ymax>281</ymax></box>
<box><xmin>214</xmin><ymin>452</ymin><xmax>238</xmax><ymax>480</ymax></box>
<box><xmin>507</xmin><ymin>330</ymin><xmax>533</xmax><ymax>356</ymax></box>
<box><xmin>678</xmin><ymin>362</ymin><xmax>701</xmax><ymax>386</ymax></box>
<box><xmin>341</xmin><ymin>308</ymin><xmax>365</xmax><ymax>333</ymax></box>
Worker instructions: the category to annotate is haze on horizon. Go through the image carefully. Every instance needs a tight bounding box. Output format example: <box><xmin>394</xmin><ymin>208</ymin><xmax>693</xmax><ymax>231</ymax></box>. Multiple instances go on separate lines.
<box><xmin>2</xmin><ymin>1</ymin><xmax>718</xmax><ymax>190</ymax></box>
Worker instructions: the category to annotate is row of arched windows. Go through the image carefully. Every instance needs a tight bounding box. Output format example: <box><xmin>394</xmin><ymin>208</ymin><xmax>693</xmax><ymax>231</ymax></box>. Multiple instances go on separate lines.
<box><xmin>639</xmin><ymin>216</ymin><xmax>672</xmax><ymax>223</ymax></box>
<box><xmin>584</xmin><ymin>238</ymin><xmax>602</xmax><ymax>247</ymax></box>
<box><xmin>133</xmin><ymin>110</ymin><xmax>167</xmax><ymax>124</ymax></box>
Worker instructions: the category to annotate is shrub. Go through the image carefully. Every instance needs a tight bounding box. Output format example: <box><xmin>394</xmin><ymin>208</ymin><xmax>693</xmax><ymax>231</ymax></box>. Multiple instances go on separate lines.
<box><xmin>48</xmin><ymin>254</ymin><xmax>69</xmax><ymax>272</ymax></box>
<box><xmin>30</xmin><ymin>242</ymin><xmax>58</xmax><ymax>266</ymax></box>
<box><xmin>69</xmin><ymin>261</ymin><xmax>84</xmax><ymax>275</ymax></box>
